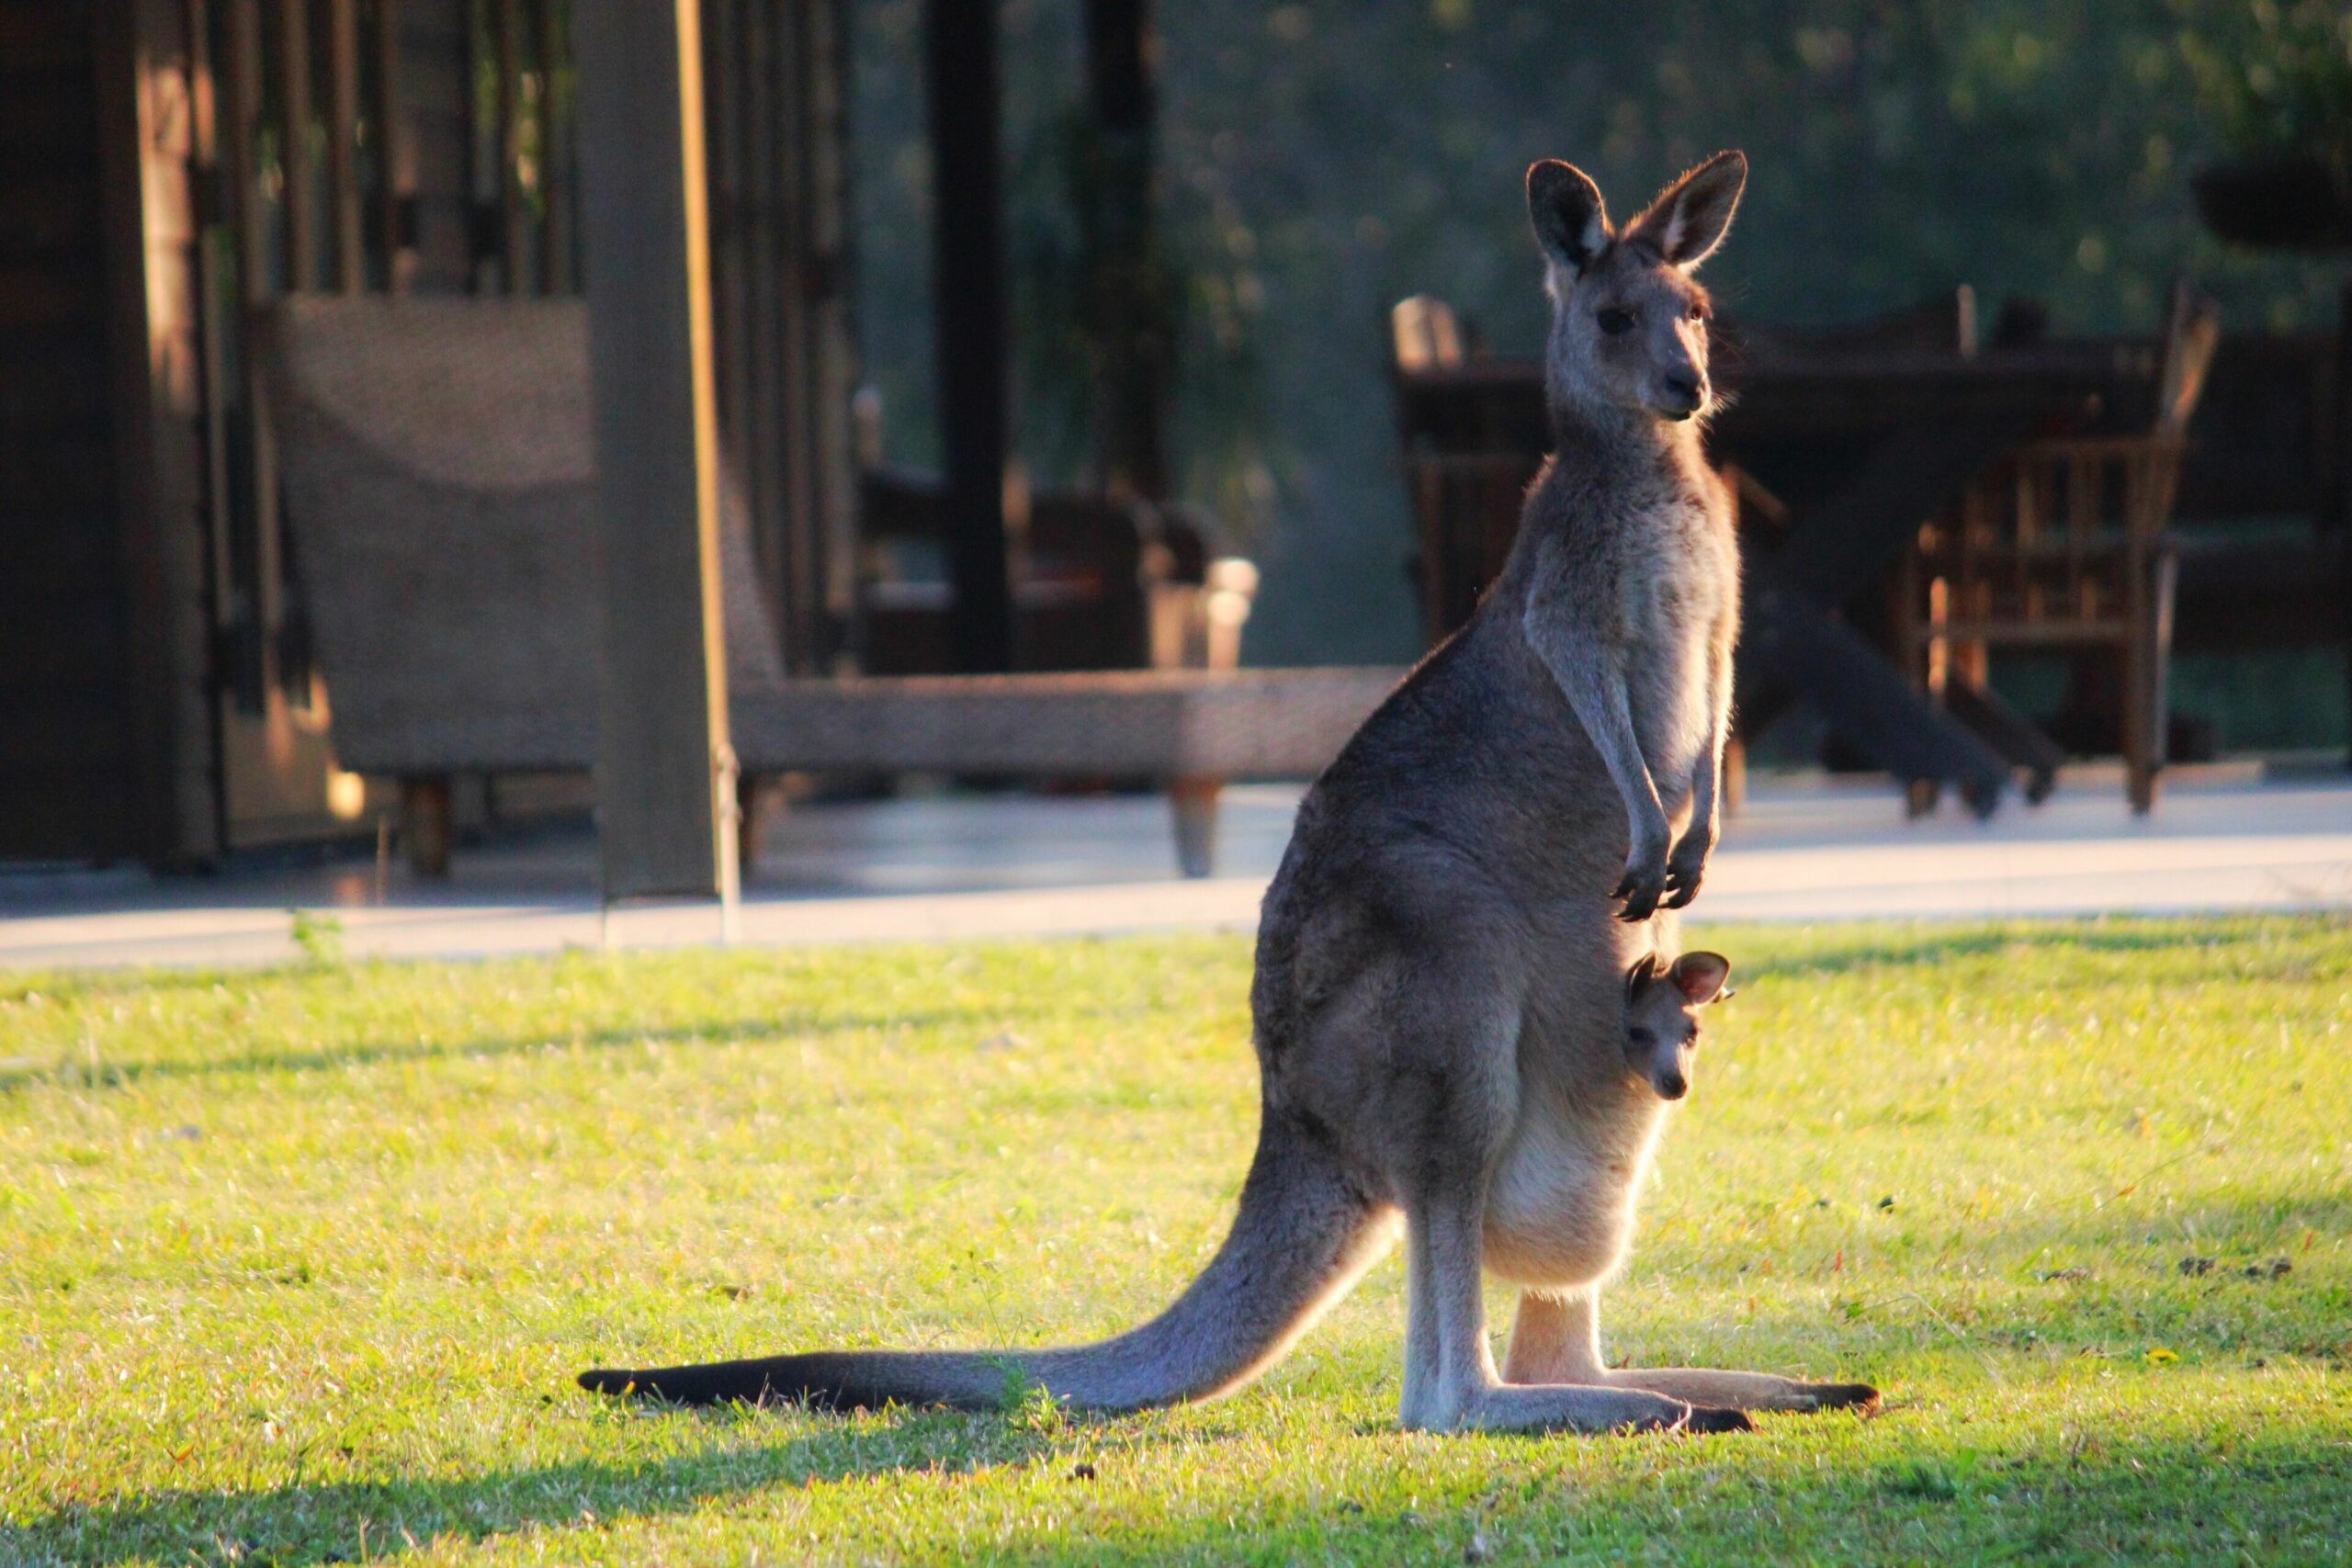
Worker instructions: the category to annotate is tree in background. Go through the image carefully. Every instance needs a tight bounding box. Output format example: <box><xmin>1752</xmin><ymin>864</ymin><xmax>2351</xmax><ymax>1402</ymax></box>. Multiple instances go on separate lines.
<box><xmin>853</xmin><ymin>0</ymin><xmax>2348</xmax><ymax>666</ymax></box>
<box><xmin>2181</xmin><ymin>0</ymin><xmax>2352</xmax><ymax>177</ymax></box>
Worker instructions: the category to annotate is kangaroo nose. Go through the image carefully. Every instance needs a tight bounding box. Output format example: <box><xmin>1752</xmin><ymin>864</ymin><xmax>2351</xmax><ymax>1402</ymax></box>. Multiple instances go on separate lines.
<box><xmin>1662</xmin><ymin>373</ymin><xmax>1703</xmax><ymax>413</ymax></box>
<box><xmin>1657</xmin><ymin>1072</ymin><xmax>1688</xmax><ymax>1100</ymax></box>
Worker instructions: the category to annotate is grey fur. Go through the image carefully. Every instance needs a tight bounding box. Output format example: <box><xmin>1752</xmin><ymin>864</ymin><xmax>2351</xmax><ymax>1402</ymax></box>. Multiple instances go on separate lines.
<box><xmin>579</xmin><ymin>151</ymin><xmax>1878</xmax><ymax>1433</ymax></box>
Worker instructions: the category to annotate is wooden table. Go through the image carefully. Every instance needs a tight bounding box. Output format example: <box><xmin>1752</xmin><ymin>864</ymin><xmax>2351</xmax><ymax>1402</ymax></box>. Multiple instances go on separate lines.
<box><xmin>1394</xmin><ymin>342</ymin><xmax>2162</xmax><ymax>808</ymax></box>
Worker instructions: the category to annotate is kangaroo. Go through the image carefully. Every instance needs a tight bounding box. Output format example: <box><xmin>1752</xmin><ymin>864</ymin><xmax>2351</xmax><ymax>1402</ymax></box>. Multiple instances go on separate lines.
<box><xmin>1623</xmin><ymin>950</ymin><xmax>1733</xmax><ymax>1102</ymax></box>
<box><xmin>580</xmin><ymin>151</ymin><xmax>1878</xmax><ymax>1433</ymax></box>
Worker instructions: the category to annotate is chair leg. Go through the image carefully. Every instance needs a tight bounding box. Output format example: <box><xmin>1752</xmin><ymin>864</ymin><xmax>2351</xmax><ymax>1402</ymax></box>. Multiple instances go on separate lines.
<box><xmin>2128</xmin><ymin>550</ymin><xmax>2178</xmax><ymax>816</ymax></box>
<box><xmin>1905</xmin><ymin>568</ymin><xmax>1949</xmax><ymax>818</ymax></box>
<box><xmin>1168</xmin><ymin>776</ymin><xmax>1223</xmax><ymax>878</ymax></box>
<box><xmin>401</xmin><ymin>775</ymin><xmax>453</xmax><ymax>878</ymax></box>
<box><xmin>736</xmin><ymin>772</ymin><xmax>768</xmax><ymax>874</ymax></box>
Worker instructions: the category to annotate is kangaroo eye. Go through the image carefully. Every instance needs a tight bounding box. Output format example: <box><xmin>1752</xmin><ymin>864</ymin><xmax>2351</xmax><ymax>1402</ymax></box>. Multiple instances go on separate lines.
<box><xmin>1627</xmin><ymin>1027</ymin><xmax>1657</xmax><ymax>1050</ymax></box>
<box><xmin>1596</xmin><ymin>307</ymin><xmax>1635</xmax><ymax>336</ymax></box>
<box><xmin>1687</xmin><ymin>301</ymin><xmax>1710</xmax><ymax>322</ymax></box>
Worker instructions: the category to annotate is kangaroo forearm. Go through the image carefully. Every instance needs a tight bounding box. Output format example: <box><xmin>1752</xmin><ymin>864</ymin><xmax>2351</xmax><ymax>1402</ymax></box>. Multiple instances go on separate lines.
<box><xmin>1522</xmin><ymin>618</ymin><xmax>1666</xmax><ymax>845</ymax></box>
<box><xmin>1690</xmin><ymin>628</ymin><xmax>1734</xmax><ymax>824</ymax></box>
<box><xmin>1686</xmin><ymin>752</ymin><xmax>1718</xmax><ymax>841</ymax></box>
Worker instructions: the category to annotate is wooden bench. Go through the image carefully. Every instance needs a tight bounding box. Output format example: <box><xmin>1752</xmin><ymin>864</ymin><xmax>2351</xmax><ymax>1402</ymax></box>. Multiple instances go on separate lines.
<box><xmin>266</xmin><ymin>297</ymin><xmax>1396</xmax><ymax>878</ymax></box>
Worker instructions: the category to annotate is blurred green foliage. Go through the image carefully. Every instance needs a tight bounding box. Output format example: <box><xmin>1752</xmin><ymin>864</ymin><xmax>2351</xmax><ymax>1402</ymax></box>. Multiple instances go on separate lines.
<box><xmin>2179</xmin><ymin>0</ymin><xmax>2352</xmax><ymax>170</ymax></box>
<box><xmin>852</xmin><ymin>2</ymin><xmax>2348</xmax><ymax>669</ymax></box>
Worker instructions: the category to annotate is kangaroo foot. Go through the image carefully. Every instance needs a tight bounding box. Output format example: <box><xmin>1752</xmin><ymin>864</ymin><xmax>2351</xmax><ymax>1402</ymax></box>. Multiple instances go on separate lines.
<box><xmin>1610</xmin><ymin>1369</ymin><xmax>1882</xmax><ymax>1416</ymax></box>
<box><xmin>1423</xmin><ymin>1382</ymin><xmax>1758</xmax><ymax>1436</ymax></box>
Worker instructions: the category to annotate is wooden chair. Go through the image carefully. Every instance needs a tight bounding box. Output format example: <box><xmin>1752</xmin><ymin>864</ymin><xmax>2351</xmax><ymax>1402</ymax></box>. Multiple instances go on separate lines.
<box><xmin>1390</xmin><ymin>297</ymin><xmax>1549</xmax><ymax>639</ymax></box>
<box><xmin>1896</xmin><ymin>285</ymin><xmax>2222</xmax><ymax>812</ymax></box>
<box><xmin>268</xmin><ymin>297</ymin><xmax>1385</xmax><ymax>881</ymax></box>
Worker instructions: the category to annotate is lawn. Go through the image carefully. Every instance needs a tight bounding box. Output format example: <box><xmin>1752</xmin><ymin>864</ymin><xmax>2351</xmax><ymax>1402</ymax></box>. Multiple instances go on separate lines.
<box><xmin>2</xmin><ymin>916</ymin><xmax>2347</xmax><ymax>1565</ymax></box>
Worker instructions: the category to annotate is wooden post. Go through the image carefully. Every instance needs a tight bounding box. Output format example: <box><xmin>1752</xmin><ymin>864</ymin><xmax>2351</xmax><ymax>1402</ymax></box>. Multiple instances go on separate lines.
<box><xmin>495</xmin><ymin>0</ymin><xmax>530</xmax><ymax>292</ymax></box>
<box><xmin>534</xmin><ymin>0</ymin><xmax>574</xmax><ymax>292</ymax></box>
<box><xmin>922</xmin><ymin>0</ymin><xmax>1012</xmax><ymax>671</ymax></box>
<box><xmin>2336</xmin><ymin>275</ymin><xmax>2352</xmax><ymax>770</ymax></box>
<box><xmin>373</xmin><ymin>0</ymin><xmax>413</xmax><ymax>291</ymax></box>
<box><xmin>326</xmin><ymin>0</ymin><xmax>365</xmax><ymax>291</ymax></box>
<box><xmin>575</xmin><ymin>0</ymin><xmax>740</xmax><ymax>907</ymax></box>
<box><xmin>96</xmin><ymin>0</ymin><xmax>223</xmax><ymax>864</ymax></box>
<box><xmin>1083</xmin><ymin>0</ymin><xmax>1169</xmax><ymax>502</ymax></box>
<box><xmin>276</xmin><ymin>0</ymin><xmax>318</xmax><ymax>289</ymax></box>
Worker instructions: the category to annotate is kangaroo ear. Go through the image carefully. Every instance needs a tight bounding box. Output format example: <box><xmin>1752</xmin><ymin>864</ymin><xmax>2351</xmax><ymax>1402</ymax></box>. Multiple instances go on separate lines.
<box><xmin>1624</xmin><ymin>950</ymin><xmax>1660</xmax><ymax>998</ymax></box>
<box><xmin>1624</xmin><ymin>150</ymin><xmax>1746</xmax><ymax>272</ymax></box>
<box><xmin>1671</xmin><ymin>951</ymin><xmax>1733</xmax><ymax>1005</ymax></box>
<box><xmin>1528</xmin><ymin>160</ymin><xmax>1610</xmax><ymax>276</ymax></box>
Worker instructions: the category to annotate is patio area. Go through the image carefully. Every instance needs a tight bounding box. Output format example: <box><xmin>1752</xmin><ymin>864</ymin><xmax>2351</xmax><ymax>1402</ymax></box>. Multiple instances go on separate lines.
<box><xmin>3</xmin><ymin>768</ymin><xmax>2346</xmax><ymax>973</ymax></box>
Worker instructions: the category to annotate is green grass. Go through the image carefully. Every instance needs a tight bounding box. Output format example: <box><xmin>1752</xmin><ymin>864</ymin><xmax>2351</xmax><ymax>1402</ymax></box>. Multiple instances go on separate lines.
<box><xmin>2</xmin><ymin>917</ymin><xmax>2348</xmax><ymax>1565</ymax></box>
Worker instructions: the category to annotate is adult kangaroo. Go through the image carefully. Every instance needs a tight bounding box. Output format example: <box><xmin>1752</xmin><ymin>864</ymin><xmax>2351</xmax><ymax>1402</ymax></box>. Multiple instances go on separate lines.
<box><xmin>581</xmin><ymin>152</ymin><xmax>1879</xmax><ymax>1434</ymax></box>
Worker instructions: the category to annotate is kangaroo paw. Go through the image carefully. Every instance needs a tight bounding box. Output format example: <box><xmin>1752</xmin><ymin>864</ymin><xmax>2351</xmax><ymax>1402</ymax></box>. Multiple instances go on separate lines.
<box><xmin>1614</xmin><ymin>864</ymin><xmax>1667</xmax><ymax>922</ymax></box>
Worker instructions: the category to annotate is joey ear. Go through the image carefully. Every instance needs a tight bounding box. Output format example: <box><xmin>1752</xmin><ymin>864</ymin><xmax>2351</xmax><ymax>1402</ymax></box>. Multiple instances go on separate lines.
<box><xmin>1671</xmin><ymin>951</ymin><xmax>1733</xmax><ymax>1005</ymax></box>
<box><xmin>1528</xmin><ymin>160</ymin><xmax>1610</xmax><ymax>276</ymax></box>
<box><xmin>1624</xmin><ymin>950</ymin><xmax>1661</xmax><ymax>998</ymax></box>
<box><xmin>1624</xmin><ymin>150</ymin><xmax>1746</xmax><ymax>271</ymax></box>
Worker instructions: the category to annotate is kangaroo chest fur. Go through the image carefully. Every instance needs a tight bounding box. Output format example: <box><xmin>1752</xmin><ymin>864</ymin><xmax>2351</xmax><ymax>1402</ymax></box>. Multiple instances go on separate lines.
<box><xmin>1504</xmin><ymin>453</ymin><xmax>1731</xmax><ymax>1287</ymax></box>
<box><xmin>1552</xmin><ymin>448</ymin><xmax>1733</xmax><ymax>807</ymax></box>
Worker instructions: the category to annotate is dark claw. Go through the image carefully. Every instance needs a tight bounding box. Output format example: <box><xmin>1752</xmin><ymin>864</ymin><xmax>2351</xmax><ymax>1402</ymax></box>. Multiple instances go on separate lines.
<box><xmin>1617</xmin><ymin>888</ymin><xmax>1661</xmax><ymax>923</ymax></box>
<box><xmin>1811</xmin><ymin>1382</ymin><xmax>1883</xmax><ymax>1415</ymax></box>
<box><xmin>1612</xmin><ymin>874</ymin><xmax>1636</xmax><ymax>900</ymax></box>
<box><xmin>1681</xmin><ymin>1405</ymin><xmax>1757</xmax><ymax>1435</ymax></box>
<box><xmin>1662</xmin><ymin>876</ymin><xmax>1701</xmax><ymax>910</ymax></box>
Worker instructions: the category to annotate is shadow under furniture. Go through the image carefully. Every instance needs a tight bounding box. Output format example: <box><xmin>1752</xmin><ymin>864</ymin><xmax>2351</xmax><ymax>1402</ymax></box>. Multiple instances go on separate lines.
<box><xmin>268</xmin><ymin>297</ymin><xmax>1396</xmax><ymax>880</ymax></box>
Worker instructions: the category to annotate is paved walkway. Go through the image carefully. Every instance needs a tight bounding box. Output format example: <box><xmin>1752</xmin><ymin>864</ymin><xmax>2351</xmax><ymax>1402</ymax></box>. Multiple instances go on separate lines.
<box><xmin>2</xmin><ymin>771</ymin><xmax>2346</xmax><ymax>971</ymax></box>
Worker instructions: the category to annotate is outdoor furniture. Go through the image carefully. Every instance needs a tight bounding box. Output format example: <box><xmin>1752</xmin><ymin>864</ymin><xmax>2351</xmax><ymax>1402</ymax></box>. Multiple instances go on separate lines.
<box><xmin>1391</xmin><ymin>295</ymin><xmax>2194</xmax><ymax>809</ymax></box>
<box><xmin>857</xmin><ymin>470</ymin><xmax>1255</xmax><ymax>676</ymax></box>
<box><xmin>1894</xmin><ymin>288</ymin><xmax>2220</xmax><ymax>812</ymax></box>
<box><xmin>2163</xmin><ymin>330</ymin><xmax>2350</xmax><ymax>761</ymax></box>
<box><xmin>1389</xmin><ymin>298</ymin><xmax>2160</xmax><ymax>810</ymax></box>
<box><xmin>1392</xmin><ymin>297</ymin><xmax>1544</xmax><ymax>637</ymax></box>
<box><xmin>269</xmin><ymin>296</ymin><xmax>1396</xmax><ymax>879</ymax></box>
<box><xmin>730</xmin><ymin>667</ymin><xmax>1393</xmax><ymax>875</ymax></box>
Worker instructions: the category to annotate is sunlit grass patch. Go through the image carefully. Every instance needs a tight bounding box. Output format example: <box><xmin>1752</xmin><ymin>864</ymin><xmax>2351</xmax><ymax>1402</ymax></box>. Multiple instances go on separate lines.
<box><xmin>2</xmin><ymin>916</ymin><xmax>2346</xmax><ymax>1563</ymax></box>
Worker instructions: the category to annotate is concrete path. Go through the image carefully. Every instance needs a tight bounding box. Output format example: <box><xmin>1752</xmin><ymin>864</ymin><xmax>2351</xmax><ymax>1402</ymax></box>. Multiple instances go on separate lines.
<box><xmin>1</xmin><ymin>772</ymin><xmax>2346</xmax><ymax>971</ymax></box>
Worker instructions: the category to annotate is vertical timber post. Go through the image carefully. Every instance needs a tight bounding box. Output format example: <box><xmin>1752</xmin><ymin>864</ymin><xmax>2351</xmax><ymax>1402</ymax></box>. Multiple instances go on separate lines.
<box><xmin>1083</xmin><ymin>0</ymin><xmax>1169</xmax><ymax>503</ymax></box>
<box><xmin>922</xmin><ymin>0</ymin><xmax>1012</xmax><ymax>672</ymax></box>
<box><xmin>575</xmin><ymin>0</ymin><xmax>740</xmax><ymax>919</ymax></box>
<box><xmin>2336</xmin><ymin>274</ymin><xmax>2352</xmax><ymax>771</ymax></box>
<box><xmin>96</xmin><ymin>0</ymin><xmax>222</xmax><ymax>866</ymax></box>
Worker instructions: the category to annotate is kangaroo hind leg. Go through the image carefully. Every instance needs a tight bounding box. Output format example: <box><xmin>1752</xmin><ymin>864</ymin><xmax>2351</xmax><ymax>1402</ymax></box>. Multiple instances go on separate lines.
<box><xmin>1404</xmin><ymin>1188</ymin><xmax>1746</xmax><ymax>1434</ymax></box>
<box><xmin>1381</xmin><ymin>979</ymin><xmax>1742</xmax><ymax>1435</ymax></box>
<box><xmin>1503</xmin><ymin>1289</ymin><xmax>1877</xmax><ymax>1415</ymax></box>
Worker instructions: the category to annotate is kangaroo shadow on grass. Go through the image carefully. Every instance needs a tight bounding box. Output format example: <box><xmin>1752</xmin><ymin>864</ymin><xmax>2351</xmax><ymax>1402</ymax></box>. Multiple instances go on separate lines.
<box><xmin>0</xmin><ymin>1407</ymin><xmax>1091</xmax><ymax>1568</ymax></box>
<box><xmin>8</xmin><ymin>1001</ymin><xmax>1063</xmax><ymax>1094</ymax></box>
<box><xmin>14</xmin><ymin>1415</ymin><xmax>2346</xmax><ymax>1566</ymax></box>
<box><xmin>967</xmin><ymin>1427</ymin><xmax>2352</xmax><ymax>1566</ymax></box>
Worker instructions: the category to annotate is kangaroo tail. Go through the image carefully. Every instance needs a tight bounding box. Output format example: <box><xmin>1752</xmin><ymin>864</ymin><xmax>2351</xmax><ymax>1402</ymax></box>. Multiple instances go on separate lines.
<box><xmin>578</xmin><ymin>1113</ymin><xmax>1392</xmax><ymax>1412</ymax></box>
